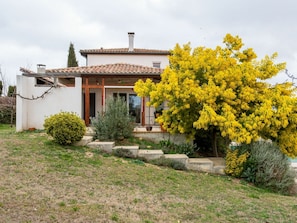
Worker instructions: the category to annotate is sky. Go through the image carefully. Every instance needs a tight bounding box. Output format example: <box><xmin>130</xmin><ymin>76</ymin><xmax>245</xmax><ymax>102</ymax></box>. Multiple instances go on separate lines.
<box><xmin>1</xmin><ymin>0</ymin><xmax>297</xmax><ymax>85</ymax></box>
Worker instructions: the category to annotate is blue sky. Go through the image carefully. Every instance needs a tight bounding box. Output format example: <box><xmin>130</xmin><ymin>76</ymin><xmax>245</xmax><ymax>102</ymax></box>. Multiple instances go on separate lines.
<box><xmin>1</xmin><ymin>0</ymin><xmax>297</xmax><ymax>85</ymax></box>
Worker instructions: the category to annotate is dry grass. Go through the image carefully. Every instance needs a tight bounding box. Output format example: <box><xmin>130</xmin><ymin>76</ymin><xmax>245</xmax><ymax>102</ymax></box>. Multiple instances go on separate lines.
<box><xmin>0</xmin><ymin>125</ymin><xmax>297</xmax><ymax>223</ymax></box>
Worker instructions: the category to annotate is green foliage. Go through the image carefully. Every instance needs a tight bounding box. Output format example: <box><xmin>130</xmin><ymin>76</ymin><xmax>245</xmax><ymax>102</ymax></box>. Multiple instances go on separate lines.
<box><xmin>91</xmin><ymin>97</ymin><xmax>134</xmax><ymax>141</ymax></box>
<box><xmin>67</xmin><ymin>42</ymin><xmax>78</xmax><ymax>67</ymax></box>
<box><xmin>0</xmin><ymin>105</ymin><xmax>15</xmax><ymax>124</ymax></box>
<box><xmin>159</xmin><ymin>140</ymin><xmax>196</xmax><ymax>157</ymax></box>
<box><xmin>0</xmin><ymin>97</ymin><xmax>16</xmax><ymax>124</ymax></box>
<box><xmin>7</xmin><ymin>85</ymin><xmax>16</xmax><ymax>97</ymax></box>
<box><xmin>225</xmin><ymin>148</ymin><xmax>249</xmax><ymax>177</ymax></box>
<box><xmin>44</xmin><ymin>111</ymin><xmax>86</xmax><ymax>145</ymax></box>
<box><xmin>150</xmin><ymin>156</ymin><xmax>187</xmax><ymax>170</ymax></box>
<box><xmin>112</xmin><ymin>148</ymin><xmax>134</xmax><ymax>158</ymax></box>
<box><xmin>240</xmin><ymin>141</ymin><xmax>296</xmax><ymax>195</ymax></box>
<box><xmin>0</xmin><ymin>80</ymin><xmax>2</xmax><ymax>96</ymax></box>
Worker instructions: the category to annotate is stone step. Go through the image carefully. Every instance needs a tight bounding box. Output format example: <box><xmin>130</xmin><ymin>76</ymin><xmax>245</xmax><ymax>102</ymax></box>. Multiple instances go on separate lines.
<box><xmin>208</xmin><ymin>157</ymin><xmax>226</xmax><ymax>166</ymax></box>
<box><xmin>213</xmin><ymin>165</ymin><xmax>226</xmax><ymax>175</ymax></box>
<box><xmin>74</xmin><ymin>136</ymin><xmax>93</xmax><ymax>146</ymax></box>
<box><xmin>163</xmin><ymin>154</ymin><xmax>189</xmax><ymax>165</ymax></box>
<box><xmin>187</xmin><ymin>158</ymin><xmax>213</xmax><ymax>172</ymax></box>
<box><xmin>138</xmin><ymin>149</ymin><xmax>164</xmax><ymax>161</ymax></box>
<box><xmin>87</xmin><ymin>141</ymin><xmax>115</xmax><ymax>153</ymax></box>
<box><xmin>113</xmin><ymin>146</ymin><xmax>139</xmax><ymax>158</ymax></box>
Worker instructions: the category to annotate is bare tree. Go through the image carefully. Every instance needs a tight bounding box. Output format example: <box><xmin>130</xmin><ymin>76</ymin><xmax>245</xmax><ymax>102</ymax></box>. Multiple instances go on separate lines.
<box><xmin>0</xmin><ymin>65</ymin><xmax>8</xmax><ymax>96</ymax></box>
<box><xmin>285</xmin><ymin>69</ymin><xmax>297</xmax><ymax>87</ymax></box>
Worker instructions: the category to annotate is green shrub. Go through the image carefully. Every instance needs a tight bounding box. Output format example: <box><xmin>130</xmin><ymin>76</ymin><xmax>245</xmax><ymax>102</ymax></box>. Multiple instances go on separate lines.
<box><xmin>44</xmin><ymin>111</ymin><xmax>86</xmax><ymax>145</ymax></box>
<box><xmin>240</xmin><ymin>141</ymin><xmax>296</xmax><ymax>195</ymax></box>
<box><xmin>159</xmin><ymin>140</ymin><xmax>196</xmax><ymax>157</ymax></box>
<box><xmin>91</xmin><ymin>97</ymin><xmax>134</xmax><ymax>141</ymax></box>
<box><xmin>150</xmin><ymin>156</ymin><xmax>187</xmax><ymax>170</ymax></box>
<box><xmin>0</xmin><ymin>97</ymin><xmax>16</xmax><ymax>124</ymax></box>
<box><xmin>112</xmin><ymin>148</ymin><xmax>134</xmax><ymax>158</ymax></box>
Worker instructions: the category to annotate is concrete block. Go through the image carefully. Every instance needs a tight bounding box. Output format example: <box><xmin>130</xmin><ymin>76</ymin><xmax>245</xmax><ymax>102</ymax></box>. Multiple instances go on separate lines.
<box><xmin>187</xmin><ymin>158</ymin><xmax>213</xmax><ymax>172</ymax></box>
<box><xmin>74</xmin><ymin>136</ymin><xmax>93</xmax><ymax>146</ymax></box>
<box><xmin>87</xmin><ymin>141</ymin><xmax>115</xmax><ymax>153</ymax></box>
<box><xmin>213</xmin><ymin>166</ymin><xmax>226</xmax><ymax>175</ymax></box>
<box><xmin>208</xmin><ymin>157</ymin><xmax>226</xmax><ymax>166</ymax></box>
<box><xmin>113</xmin><ymin>146</ymin><xmax>139</xmax><ymax>157</ymax></box>
<box><xmin>163</xmin><ymin>154</ymin><xmax>189</xmax><ymax>165</ymax></box>
<box><xmin>138</xmin><ymin>149</ymin><xmax>164</xmax><ymax>160</ymax></box>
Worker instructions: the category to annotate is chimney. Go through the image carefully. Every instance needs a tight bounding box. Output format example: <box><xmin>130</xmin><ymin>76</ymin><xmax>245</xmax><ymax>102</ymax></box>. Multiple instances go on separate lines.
<box><xmin>37</xmin><ymin>64</ymin><xmax>46</xmax><ymax>74</ymax></box>
<box><xmin>128</xmin><ymin>32</ymin><xmax>135</xmax><ymax>52</ymax></box>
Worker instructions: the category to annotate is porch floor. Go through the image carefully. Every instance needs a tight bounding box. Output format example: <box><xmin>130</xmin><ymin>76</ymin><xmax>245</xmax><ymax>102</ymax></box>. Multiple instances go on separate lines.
<box><xmin>133</xmin><ymin>125</ymin><xmax>162</xmax><ymax>132</ymax></box>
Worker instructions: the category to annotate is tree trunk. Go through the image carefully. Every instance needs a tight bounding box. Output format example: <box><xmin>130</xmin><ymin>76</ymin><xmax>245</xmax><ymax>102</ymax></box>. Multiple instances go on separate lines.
<box><xmin>211</xmin><ymin>128</ymin><xmax>219</xmax><ymax>157</ymax></box>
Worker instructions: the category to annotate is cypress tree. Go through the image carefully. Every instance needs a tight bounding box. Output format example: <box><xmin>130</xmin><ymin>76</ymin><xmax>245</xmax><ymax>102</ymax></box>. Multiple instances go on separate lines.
<box><xmin>7</xmin><ymin>85</ymin><xmax>16</xmax><ymax>97</ymax></box>
<box><xmin>67</xmin><ymin>42</ymin><xmax>78</xmax><ymax>67</ymax></box>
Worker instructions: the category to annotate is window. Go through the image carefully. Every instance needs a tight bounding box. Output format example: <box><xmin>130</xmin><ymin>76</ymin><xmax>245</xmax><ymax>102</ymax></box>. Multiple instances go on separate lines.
<box><xmin>153</xmin><ymin>62</ymin><xmax>161</xmax><ymax>68</ymax></box>
<box><xmin>113</xmin><ymin>93</ymin><xmax>141</xmax><ymax>123</ymax></box>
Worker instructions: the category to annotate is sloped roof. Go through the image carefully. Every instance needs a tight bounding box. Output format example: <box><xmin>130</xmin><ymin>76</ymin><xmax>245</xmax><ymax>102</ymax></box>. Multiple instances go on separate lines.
<box><xmin>20</xmin><ymin>67</ymin><xmax>34</xmax><ymax>74</ymax></box>
<box><xmin>21</xmin><ymin>63</ymin><xmax>164</xmax><ymax>77</ymax></box>
<box><xmin>80</xmin><ymin>48</ymin><xmax>170</xmax><ymax>57</ymax></box>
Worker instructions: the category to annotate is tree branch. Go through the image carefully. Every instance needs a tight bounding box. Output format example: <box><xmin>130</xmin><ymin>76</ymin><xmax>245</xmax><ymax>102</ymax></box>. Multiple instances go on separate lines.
<box><xmin>285</xmin><ymin>69</ymin><xmax>297</xmax><ymax>86</ymax></box>
<box><xmin>15</xmin><ymin>86</ymin><xmax>55</xmax><ymax>100</ymax></box>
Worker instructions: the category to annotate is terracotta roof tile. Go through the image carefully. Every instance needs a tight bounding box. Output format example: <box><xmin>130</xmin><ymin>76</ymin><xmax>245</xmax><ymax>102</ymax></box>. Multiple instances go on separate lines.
<box><xmin>80</xmin><ymin>48</ymin><xmax>170</xmax><ymax>57</ymax></box>
<box><xmin>47</xmin><ymin>63</ymin><xmax>163</xmax><ymax>75</ymax></box>
<box><xmin>20</xmin><ymin>67</ymin><xmax>34</xmax><ymax>74</ymax></box>
<box><xmin>21</xmin><ymin>63</ymin><xmax>164</xmax><ymax>77</ymax></box>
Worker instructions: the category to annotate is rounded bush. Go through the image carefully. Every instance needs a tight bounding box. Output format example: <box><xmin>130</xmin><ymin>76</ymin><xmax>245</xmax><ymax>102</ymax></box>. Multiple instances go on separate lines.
<box><xmin>227</xmin><ymin>141</ymin><xmax>296</xmax><ymax>195</ymax></box>
<box><xmin>44</xmin><ymin>112</ymin><xmax>86</xmax><ymax>145</ymax></box>
<box><xmin>91</xmin><ymin>97</ymin><xmax>134</xmax><ymax>141</ymax></box>
<box><xmin>241</xmin><ymin>141</ymin><xmax>296</xmax><ymax>194</ymax></box>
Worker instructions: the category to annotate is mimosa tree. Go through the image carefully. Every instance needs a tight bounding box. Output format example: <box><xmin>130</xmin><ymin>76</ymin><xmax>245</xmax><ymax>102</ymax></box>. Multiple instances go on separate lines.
<box><xmin>134</xmin><ymin>34</ymin><xmax>297</xmax><ymax>157</ymax></box>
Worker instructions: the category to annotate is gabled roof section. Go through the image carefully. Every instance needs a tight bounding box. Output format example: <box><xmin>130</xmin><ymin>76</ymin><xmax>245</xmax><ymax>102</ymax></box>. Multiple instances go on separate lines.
<box><xmin>21</xmin><ymin>63</ymin><xmax>164</xmax><ymax>77</ymax></box>
<box><xmin>80</xmin><ymin>48</ymin><xmax>170</xmax><ymax>57</ymax></box>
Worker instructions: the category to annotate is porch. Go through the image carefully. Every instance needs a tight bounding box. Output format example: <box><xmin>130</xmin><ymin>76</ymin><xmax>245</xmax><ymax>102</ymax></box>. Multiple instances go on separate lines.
<box><xmin>82</xmin><ymin>76</ymin><xmax>160</xmax><ymax>127</ymax></box>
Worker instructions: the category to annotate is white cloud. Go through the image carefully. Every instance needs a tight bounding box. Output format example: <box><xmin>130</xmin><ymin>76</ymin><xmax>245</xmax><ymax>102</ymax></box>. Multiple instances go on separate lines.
<box><xmin>1</xmin><ymin>0</ymin><xmax>297</xmax><ymax>85</ymax></box>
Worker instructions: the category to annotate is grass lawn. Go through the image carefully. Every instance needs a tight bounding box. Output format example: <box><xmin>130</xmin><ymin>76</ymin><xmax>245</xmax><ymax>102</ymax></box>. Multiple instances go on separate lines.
<box><xmin>0</xmin><ymin>124</ymin><xmax>297</xmax><ymax>222</ymax></box>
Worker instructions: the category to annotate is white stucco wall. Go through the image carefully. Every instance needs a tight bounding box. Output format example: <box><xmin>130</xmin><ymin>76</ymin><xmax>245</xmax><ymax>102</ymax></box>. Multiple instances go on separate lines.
<box><xmin>86</xmin><ymin>54</ymin><xmax>169</xmax><ymax>68</ymax></box>
<box><xmin>16</xmin><ymin>75</ymin><xmax>82</xmax><ymax>131</ymax></box>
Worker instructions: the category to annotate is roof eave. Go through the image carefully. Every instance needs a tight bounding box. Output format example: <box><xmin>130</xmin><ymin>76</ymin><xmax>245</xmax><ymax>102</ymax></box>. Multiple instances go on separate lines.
<box><xmin>22</xmin><ymin>73</ymin><xmax>80</xmax><ymax>78</ymax></box>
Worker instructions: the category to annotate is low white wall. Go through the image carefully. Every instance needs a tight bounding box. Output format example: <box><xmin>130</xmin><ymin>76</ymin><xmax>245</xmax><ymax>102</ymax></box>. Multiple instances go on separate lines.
<box><xmin>16</xmin><ymin>75</ymin><xmax>82</xmax><ymax>131</ymax></box>
<box><xmin>133</xmin><ymin>131</ymin><xmax>191</xmax><ymax>145</ymax></box>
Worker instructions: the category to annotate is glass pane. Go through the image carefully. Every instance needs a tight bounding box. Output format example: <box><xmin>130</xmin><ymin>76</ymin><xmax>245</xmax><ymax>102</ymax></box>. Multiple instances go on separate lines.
<box><xmin>129</xmin><ymin>94</ymin><xmax>141</xmax><ymax>124</ymax></box>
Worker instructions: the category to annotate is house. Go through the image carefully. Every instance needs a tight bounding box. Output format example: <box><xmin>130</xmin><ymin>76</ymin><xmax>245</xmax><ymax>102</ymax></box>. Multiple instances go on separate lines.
<box><xmin>16</xmin><ymin>33</ymin><xmax>170</xmax><ymax>131</ymax></box>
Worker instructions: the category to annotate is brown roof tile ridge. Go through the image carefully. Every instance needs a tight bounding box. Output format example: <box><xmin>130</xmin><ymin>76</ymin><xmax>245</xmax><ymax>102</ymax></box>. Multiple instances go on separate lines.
<box><xmin>20</xmin><ymin>67</ymin><xmax>34</xmax><ymax>74</ymax></box>
<box><xmin>80</xmin><ymin>48</ymin><xmax>170</xmax><ymax>54</ymax></box>
<box><xmin>41</xmin><ymin>63</ymin><xmax>164</xmax><ymax>75</ymax></box>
